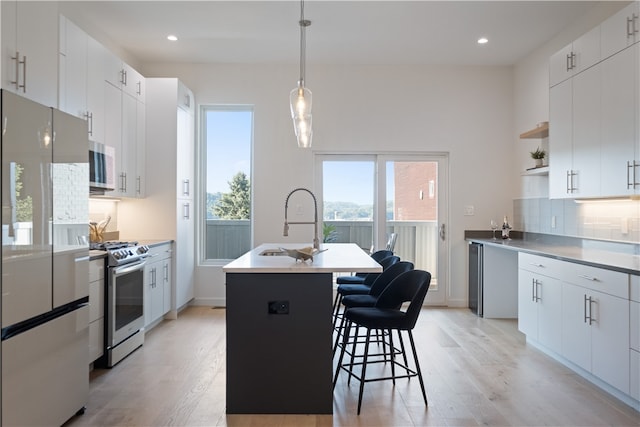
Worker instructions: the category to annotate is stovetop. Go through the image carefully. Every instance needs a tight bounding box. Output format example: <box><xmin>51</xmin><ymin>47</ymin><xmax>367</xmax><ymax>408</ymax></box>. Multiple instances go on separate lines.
<box><xmin>91</xmin><ymin>241</ymin><xmax>150</xmax><ymax>266</ymax></box>
<box><xmin>90</xmin><ymin>241</ymin><xmax>137</xmax><ymax>251</ymax></box>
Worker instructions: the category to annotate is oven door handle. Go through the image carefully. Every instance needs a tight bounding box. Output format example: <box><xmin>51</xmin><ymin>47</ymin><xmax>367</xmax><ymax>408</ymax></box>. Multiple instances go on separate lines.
<box><xmin>112</xmin><ymin>260</ymin><xmax>146</xmax><ymax>277</ymax></box>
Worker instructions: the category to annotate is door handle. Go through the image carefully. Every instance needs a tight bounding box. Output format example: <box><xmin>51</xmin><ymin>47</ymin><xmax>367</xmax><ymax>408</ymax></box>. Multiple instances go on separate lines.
<box><xmin>439</xmin><ymin>223</ymin><xmax>445</xmax><ymax>241</ymax></box>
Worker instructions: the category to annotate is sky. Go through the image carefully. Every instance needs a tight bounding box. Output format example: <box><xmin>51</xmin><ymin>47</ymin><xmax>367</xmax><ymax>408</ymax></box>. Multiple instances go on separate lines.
<box><xmin>206</xmin><ymin>109</ymin><xmax>252</xmax><ymax>194</ymax></box>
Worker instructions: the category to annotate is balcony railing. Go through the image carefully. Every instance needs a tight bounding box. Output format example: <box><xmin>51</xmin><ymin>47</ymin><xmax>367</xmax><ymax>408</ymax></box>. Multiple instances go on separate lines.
<box><xmin>205</xmin><ymin>220</ymin><xmax>438</xmax><ymax>284</ymax></box>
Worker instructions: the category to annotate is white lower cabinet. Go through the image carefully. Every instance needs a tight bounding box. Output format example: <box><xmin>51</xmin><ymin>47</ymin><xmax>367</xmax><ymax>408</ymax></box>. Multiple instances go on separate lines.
<box><xmin>562</xmin><ymin>282</ymin><xmax>629</xmax><ymax>394</ymax></box>
<box><xmin>144</xmin><ymin>243</ymin><xmax>172</xmax><ymax>328</ymax></box>
<box><xmin>631</xmin><ymin>276</ymin><xmax>640</xmax><ymax>400</ymax></box>
<box><xmin>518</xmin><ymin>252</ymin><xmax>634</xmax><ymax>402</ymax></box>
<box><xmin>88</xmin><ymin>258</ymin><xmax>105</xmax><ymax>363</ymax></box>
<box><xmin>518</xmin><ymin>254</ymin><xmax>563</xmax><ymax>353</ymax></box>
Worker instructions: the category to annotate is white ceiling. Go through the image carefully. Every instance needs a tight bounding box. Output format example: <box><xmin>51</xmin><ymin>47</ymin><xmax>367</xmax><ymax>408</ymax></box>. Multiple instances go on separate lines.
<box><xmin>59</xmin><ymin>1</ymin><xmax>610</xmax><ymax>66</ymax></box>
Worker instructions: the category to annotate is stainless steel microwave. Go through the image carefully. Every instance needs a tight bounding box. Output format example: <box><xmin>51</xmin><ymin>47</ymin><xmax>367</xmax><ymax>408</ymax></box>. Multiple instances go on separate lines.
<box><xmin>89</xmin><ymin>142</ymin><xmax>115</xmax><ymax>194</ymax></box>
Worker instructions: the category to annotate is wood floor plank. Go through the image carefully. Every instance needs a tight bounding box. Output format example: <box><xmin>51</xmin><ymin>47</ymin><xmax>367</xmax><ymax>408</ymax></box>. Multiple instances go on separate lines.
<box><xmin>62</xmin><ymin>306</ymin><xmax>640</xmax><ymax>427</ymax></box>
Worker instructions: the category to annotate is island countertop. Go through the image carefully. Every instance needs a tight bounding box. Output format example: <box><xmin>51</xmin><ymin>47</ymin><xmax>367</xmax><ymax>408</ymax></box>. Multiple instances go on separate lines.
<box><xmin>223</xmin><ymin>243</ymin><xmax>383</xmax><ymax>273</ymax></box>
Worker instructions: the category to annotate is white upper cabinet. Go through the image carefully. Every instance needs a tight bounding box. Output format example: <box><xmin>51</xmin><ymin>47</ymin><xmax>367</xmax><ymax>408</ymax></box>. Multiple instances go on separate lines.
<box><xmin>58</xmin><ymin>14</ymin><xmax>146</xmax><ymax>198</ymax></box>
<box><xmin>122</xmin><ymin>62</ymin><xmax>145</xmax><ymax>102</ymax></box>
<box><xmin>600</xmin><ymin>43</ymin><xmax>638</xmax><ymax>196</ymax></box>
<box><xmin>103</xmin><ymin>52</ymin><xmax>145</xmax><ymax>103</ymax></box>
<box><xmin>571</xmin><ymin>64</ymin><xmax>601</xmax><ymax>198</ymax></box>
<box><xmin>1</xmin><ymin>1</ymin><xmax>59</xmax><ymax>107</ymax></box>
<box><xmin>549</xmin><ymin>26</ymin><xmax>601</xmax><ymax>87</ymax></box>
<box><xmin>601</xmin><ymin>1</ymin><xmax>640</xmax><ymax>60</ymax></box>
<box><xmin>58</xmin><ymin>16</ymin><xmax>87</xmax><ymax>119</ymax></box>
<box><xmin>103</xmin><ymin>48</ymin><xmax>124</xmax><ymax>90</ymax></box>
<box><xmin>549</xmin><ymin>79</ymin><xmax>574</xmax><ymax>199</ymax></box>
<box><xmin>87</xmin><ymin>37</ymin><xmax>107</xmax><ymax>144</ymax></box>
<box><xmin>549</xmin><ymin>2</ymin><xmax>640</xmax><ymax>199</ymax></box>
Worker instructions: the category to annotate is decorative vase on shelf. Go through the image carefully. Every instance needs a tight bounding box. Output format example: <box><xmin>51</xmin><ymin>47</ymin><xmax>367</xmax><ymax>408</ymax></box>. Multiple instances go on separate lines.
<box><xmin>534</xmin><ymin>158</ymin><xmax>543</xmax><ymax>168</ymax></box>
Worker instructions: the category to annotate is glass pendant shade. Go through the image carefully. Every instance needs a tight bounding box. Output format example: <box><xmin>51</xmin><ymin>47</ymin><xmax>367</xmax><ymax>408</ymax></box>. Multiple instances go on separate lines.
<box><xmin>290</xmin><ymin>83</ymin><xmax>312</xmax><ymax>148</ymax></box>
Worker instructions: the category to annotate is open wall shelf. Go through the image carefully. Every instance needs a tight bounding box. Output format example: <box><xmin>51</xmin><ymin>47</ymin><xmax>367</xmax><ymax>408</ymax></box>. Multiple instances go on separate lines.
<box><xmin>520</xmin><ymin>122</ymin><xmax>549</xmax><ymax>139</ymax></box>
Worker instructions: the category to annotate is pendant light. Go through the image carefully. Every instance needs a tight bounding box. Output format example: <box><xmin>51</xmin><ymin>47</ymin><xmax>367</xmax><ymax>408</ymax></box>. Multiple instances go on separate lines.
<box><xmin>290</xmin><ymin>0</ymin><xmax>312</xmax><ymax>148</ymax></box>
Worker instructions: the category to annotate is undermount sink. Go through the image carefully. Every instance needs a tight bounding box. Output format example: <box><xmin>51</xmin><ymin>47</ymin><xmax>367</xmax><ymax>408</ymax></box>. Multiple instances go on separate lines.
<box><xmin>259</xmin><ymin>248</ymin><xmax>288</xmax><ymax>256</ymax></box>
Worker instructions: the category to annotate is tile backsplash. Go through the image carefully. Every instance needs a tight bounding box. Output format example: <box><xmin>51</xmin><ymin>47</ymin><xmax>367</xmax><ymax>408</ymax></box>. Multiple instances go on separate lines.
<box><xmin>514</xmin><ymin>198</ymin><xmax>640</xmax><ymax>243</ymax></box>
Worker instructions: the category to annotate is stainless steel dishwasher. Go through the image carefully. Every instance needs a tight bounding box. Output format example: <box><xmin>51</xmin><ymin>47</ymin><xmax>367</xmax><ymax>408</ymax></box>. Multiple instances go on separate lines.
<box><xmin>468</xmin><ymin>242</ymin><xmax>483</xmax><ymax>316</ymax></box>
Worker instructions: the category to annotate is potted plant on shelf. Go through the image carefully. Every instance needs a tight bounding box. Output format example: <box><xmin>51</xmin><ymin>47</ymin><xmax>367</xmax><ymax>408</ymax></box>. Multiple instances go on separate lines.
<box><xmin>530</xmin><ymin>147</ymin><xmax>546</xmax><ymax>168</ymax></box>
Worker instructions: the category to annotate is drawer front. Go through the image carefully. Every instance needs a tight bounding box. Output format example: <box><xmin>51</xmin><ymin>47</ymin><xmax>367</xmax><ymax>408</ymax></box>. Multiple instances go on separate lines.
<box><xmin>146</xmin><ymin>242</ymin><xmax>173</xmax><ymax>260</ymax></box>
<box><xmin>89</xmin><ymin>258</ymin><xmax>105</xmax><ymax>282</ymax></box>
<box><xmin>518</xmin><ymin>253</ymin><xmax>565</xmax><ymax>277</ymax></box>
<box><xmin>631</xmin><ymin>275</ymin><xmax>639</xmax><ymax>303</ymax></box>
<box><xmin>559</xmin><ymin>263</ymin><xmax>628</xmax><ymax>299</ymax></box>
<box><xmin>631</xmin><ymin>300</ymin><xmax>640</xmax><ymax>352</ymax></box>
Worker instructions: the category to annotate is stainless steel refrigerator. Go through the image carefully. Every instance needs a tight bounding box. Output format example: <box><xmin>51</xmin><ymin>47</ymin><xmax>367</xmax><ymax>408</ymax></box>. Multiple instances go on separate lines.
<box><xmin>1</xmin><ymin>90</ymin><xmax>90</xmax><ymax>426</ymax></box>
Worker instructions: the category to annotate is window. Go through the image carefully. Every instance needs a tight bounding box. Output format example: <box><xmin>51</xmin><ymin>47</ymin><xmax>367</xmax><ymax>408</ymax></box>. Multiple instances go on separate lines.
<box><xmin>201</xmin><ymin>106</ymin><xmax>253</xmax><ymax>261</ymax></box>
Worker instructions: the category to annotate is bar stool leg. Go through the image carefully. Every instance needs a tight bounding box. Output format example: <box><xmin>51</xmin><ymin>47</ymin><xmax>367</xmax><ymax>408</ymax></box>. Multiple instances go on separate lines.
<box><xmin>357</xmin><ymin>329</ymin><xmax>372</xmax><ymax>415</ymax></box>
<box><xmin>333</xmin><ymin>320</ymin><xmax>351</xmax><ymax>390</ymax></box>
<box><xmin>408</xmin><ymin>330</ymin><xmax>428</xmax><ymax>406</ymax></box>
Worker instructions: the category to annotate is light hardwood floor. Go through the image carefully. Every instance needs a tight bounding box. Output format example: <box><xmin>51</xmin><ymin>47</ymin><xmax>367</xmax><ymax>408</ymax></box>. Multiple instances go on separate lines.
<box><xmin>64</xmin><ymin>306</ymin><xmax>639</xmax><ymax>427</ymax></box>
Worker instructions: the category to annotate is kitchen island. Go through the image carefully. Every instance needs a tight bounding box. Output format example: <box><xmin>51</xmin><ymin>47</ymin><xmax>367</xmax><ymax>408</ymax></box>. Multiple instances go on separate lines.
<box><xmin>223</xmin><ymin>243</ymin><xmax>382</xmax><ymax>414</ymax></box>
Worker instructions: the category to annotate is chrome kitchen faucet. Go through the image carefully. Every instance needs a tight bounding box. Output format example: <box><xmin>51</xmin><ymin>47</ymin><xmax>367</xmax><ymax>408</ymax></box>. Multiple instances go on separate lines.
<box><xmin>283</xmin><ymin>187</ymin><xmax>320</xmax><ymax>250</ymax></box>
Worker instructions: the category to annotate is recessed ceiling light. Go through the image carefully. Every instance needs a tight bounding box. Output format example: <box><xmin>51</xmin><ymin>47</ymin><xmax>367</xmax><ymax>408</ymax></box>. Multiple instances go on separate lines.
<box><xmin>167</xmin><ymin>35</ymin><xmax>178</xmax><ymax>41</ymax></box>
<box><xmin>477</xmin><ymin>37</ymin><xmax>489</xmax><ymax>44</ymax></box>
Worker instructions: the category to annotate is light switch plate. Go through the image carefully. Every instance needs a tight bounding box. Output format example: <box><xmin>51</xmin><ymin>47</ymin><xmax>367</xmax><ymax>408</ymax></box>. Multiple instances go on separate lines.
<box><xmin>464</xmin><ymin>205</ymin><xmax>474</xmax><ymax>216</ymax></box>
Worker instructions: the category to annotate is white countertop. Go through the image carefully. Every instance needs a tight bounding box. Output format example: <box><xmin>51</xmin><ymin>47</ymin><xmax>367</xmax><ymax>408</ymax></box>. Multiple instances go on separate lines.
<box><xmin>223</xmin><ymin>243</ymin><xmax>383</xmax><ymax>273</ymax></box>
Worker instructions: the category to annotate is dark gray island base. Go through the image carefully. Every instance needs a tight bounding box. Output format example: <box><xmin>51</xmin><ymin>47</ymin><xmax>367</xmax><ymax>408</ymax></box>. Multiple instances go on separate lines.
<box><xmin>226</xmin><ymin>272</ymin><xmax>333</xmax><ymax>414</ymax></box>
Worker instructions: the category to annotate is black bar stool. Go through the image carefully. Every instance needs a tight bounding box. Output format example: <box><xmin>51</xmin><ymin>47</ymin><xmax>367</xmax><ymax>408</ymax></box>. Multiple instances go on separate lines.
<box><xmin>333</xmin><ymin>269</ymin><xmax>432</xmax><ymax>415</ymax></box>
<box><xmin>332</xmin><ymin>261</ymin><xmax>414</xmax><ymax>356</ymax></box>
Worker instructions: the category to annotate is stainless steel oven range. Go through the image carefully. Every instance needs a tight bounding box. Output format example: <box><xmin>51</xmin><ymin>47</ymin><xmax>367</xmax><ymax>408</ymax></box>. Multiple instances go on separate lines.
<box><xmin>94</xmin><ymin>241</ymin><xmax>149</xmax><ymax>368</ymax></box>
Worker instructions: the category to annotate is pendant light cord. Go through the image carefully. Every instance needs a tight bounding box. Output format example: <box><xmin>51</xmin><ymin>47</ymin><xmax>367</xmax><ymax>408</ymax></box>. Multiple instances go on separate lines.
<box><xmin>298</xmin><ymin>0</ymin><xmax>309</xmax><ymax>85</ymax></box>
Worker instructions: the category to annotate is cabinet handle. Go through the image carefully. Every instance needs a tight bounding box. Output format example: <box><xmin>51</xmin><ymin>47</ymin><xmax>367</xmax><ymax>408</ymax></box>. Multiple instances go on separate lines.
<box><xmin>136</xmin><ymin>176</ymin><xmax>141</xmax><ymax>195</ymax></box>
<box><xmin>584</xmin><ymin>294</ymin><xmax>589</xmax><ymax>324</ymax></box>
<box><xmin>184</xmin><ymin>94</ymin><xmax>190</xmax><ymax>108</ymax></box>
<box><xmin>10</xmin><ymin>52</ymin><xmax>26</xmax><ymax>92</ymax></box>
<box><xmin>584</xmin><ymin>295</ymin><xmax>595</xmax><ymax>325</ymax></box>
<box><xmin>163</xmin><ymin>264</ymin><xmax>169</xmax><ymax>282</ymax></box>
<box><xmin>10</xmin><ymin>52</ymin><xmax>20</xmax><ymax>89</ymax></box>
<box><xmin>120</xmin><ymin>173</ymin><xmax>128</xmax><ymax>192</ymax></box>
<box><xmin>84</xmin><ymin>111</ymin><xmax>94</xmax><ymax>136</ymax></box>
<box><xmin>634</xmin><ymin>161</ymin><xmax>640</xmax><ymax>188</ymax></box>
<box><xmin>577</xmin><ymin>274</ymin><xmax>598</xmax><ymax>282</ymax></box>
<box><xmin>183</xmin><ymin>179</ymin><xmax>190</xmax><ymax>197</ymax></box>
<box><xmin>566</xmin><ymin>170</ymin><xmax>577</xmax><ymax>193</ymax></box>
<box><xmin>22</xmin><ymin>55</ymin><xmax>27</xmax><ymax>92</ymax></box>
<box><xmin>532</xmin><ymin>279</ymin><xmax>541</xmax><ymax>302</ymax></box>
<box><xmin>120</xmin><ymin>69</ymin><xmax>127</xmax><ymax>86</ymax></box>
<box><xmin>529</xmin><ymin>262</ymin><xmax>544</xmax><ymax>268</ymax></box>
<box><xmin>628</xmin><ymin>161</ymin><xmax>634</xmax><ymax>189</ymax></box>
<box><xmin>532</xmin><ymin>278</ymin><xmax>536</xmax><ymax>302</ymax></box>
<box><xmin>183</xmin><ymin>202</ymin><xmax>190</xmax><ymax>220</ymax></box>
<box><xmin>627</xmin><ymin>14</ymin><xmax>638</xmax><ymax>37</ymax></box>
<box><xmin>137</xmin><ymin>81</ymin><xmax>142</xmax><ymax>95</ymax></box>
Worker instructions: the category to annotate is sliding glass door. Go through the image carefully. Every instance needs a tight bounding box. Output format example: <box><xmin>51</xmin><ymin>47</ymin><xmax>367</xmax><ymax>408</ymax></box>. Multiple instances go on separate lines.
<box><xmin>316</xmin><ymin>154</ymin><xmax>448</xmax><ymax>305</ymax></box>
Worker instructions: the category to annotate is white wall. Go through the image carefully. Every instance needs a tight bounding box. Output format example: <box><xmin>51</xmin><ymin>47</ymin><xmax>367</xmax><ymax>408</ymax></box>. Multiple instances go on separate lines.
<box><xmin>141</xmin><ymin>61</ymin><xmax>515</xmax><ymax>307</ymax></box>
